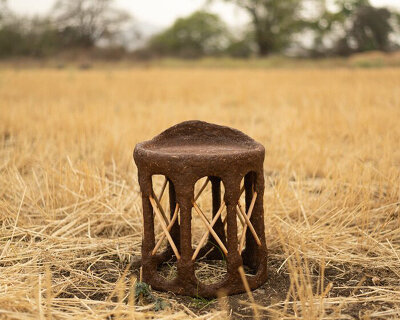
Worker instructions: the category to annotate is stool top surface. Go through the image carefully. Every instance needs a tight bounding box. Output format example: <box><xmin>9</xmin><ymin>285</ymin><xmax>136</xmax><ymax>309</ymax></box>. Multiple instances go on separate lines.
<box><xmin>135</xmin><ymin>120</ymin><xmax>264</xmax><ymax>158</ymax></box>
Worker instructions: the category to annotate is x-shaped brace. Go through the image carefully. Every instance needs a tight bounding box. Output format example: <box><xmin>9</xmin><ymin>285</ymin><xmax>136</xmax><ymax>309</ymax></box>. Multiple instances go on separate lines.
<box><xmin>150</xmin><ymin>178</ymin><xmax>210</xmax><ymax>259</ymax></box>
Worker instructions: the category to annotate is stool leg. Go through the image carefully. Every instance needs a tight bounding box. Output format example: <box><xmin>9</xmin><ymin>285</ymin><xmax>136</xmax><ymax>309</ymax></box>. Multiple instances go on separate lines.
<box><xmin>243</xmin><ymin>170</ymin><xmax>266</xmax><ymax>270</ymax></box>
<box><xmin>176</xmin><ymin>183</ymin><xmax>196</xmax><ymax>294</ymax></box>
<box><xmin>226</xmin><ymin>203</ymin><xmax>240</xmax><ymax>266</ymax></box>
<box><xmin>224</xmin><ymin>180</ymin><xmax>243</xmax><ymax>291</ymax></box>
<box><xmin>139</xmin><ymin>174</ymin><xmax>157</xmax><ymax>283</ymax></box>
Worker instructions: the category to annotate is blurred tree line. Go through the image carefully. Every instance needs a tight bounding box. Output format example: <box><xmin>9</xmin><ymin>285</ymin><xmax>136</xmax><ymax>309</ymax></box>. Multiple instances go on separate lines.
<box><xmin>0</xmin><ymin>0</ymin><xmax>399</xmax><ymax>59</ymax></box>
<box><xmin>0</xmin><ymin>0</ymin><xmax>130</xmax><ymax>58</ymax></box>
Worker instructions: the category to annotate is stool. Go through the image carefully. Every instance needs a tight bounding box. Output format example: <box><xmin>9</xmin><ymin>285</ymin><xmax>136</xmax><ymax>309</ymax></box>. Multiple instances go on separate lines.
<box><xmin>133</xmin><ymin>120</ymin><xmax>267</xmax><ymax>297</ymax></box>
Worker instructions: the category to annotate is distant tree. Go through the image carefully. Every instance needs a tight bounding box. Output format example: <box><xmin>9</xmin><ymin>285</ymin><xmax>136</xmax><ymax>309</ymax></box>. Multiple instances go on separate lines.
<box><xmin>27</xmin><ymin>18</ymin><xmax>61</xmax><ymax>57</ymax></box>
<box><xmin>219</xmin><ymin>0</ymin><xmax>318</xmax><ymax>56</ymax></box>
<box><xmin>0</xmin><ymin>0</ymin><xmax>5</xmax><ymax>16</ymax></box>
<box><xmin>392</xmin><ymin>11</ymin><xmax>400</xmax><ymax>47</ymax></box>
<box><xmin>0</xmin><ymin>0</ymin><xmax>135</xmax><ymax>58</ymax></box>
<box><xmin>0</xmin><ymin>0</ymin><xmax>11</xmax><ymax>23</ymax></box>
<box><xmin>148</xmin><ymin>11</ymin><xmax>229</xmax><ymax>58</ymax></box>
<box><xmin>307</xmin><ymin>0</ymin><xmax>369</xmax><ymax>56</ymax></box>
<box><xmin>0</xmin><ymin>17</ymin><xmax>61</xmax><ymax>58</ymax></box>
<box><xmin>348</xmin><ymin>5</ymin><xmax>393</xmax><ymax>52</ymax></box>
<box><xmin>225</xmin><ymin>32</ymin><xmax>256</xmax><ymax>58</ymax></box>
<box><xmin>0</xmin><ymin>2</ymin><xmax>28</xmax><ymax>57</ymax></box>
<box><xmin>309</xmin><ymin>0</ymin><xmax>397</xmax><ymax>56</ymax></box>
<box><xmin>0</xmin><ymin>24</ymin><xmax>24</xmax><ymax>57</ymax></box>
<box><xmin>52</xmin><ymin>0</ymin><xmax>131</xmax><ymax>47</ymax></box>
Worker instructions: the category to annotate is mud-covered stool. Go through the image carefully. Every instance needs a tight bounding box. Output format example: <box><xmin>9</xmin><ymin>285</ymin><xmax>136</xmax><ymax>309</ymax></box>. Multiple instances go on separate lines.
<box><xmin>133</xmin><ymin>120</ymin><xmax>267</xmax><ymax>297</ymax></box>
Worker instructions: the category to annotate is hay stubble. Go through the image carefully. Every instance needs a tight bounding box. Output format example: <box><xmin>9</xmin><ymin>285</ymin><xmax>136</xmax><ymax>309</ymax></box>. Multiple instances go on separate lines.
<box><xmin>1</xmin><ymin>67</ymin><xmax>400</xmax><ymax>319</ymax></box>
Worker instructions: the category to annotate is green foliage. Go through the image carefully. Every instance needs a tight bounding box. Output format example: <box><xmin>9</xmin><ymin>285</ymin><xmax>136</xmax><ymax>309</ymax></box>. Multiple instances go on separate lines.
<box><xmin>351</xmin><ymin>56</ymin><xmax>385</xmax><ymax>68</ymax></box>
<box><xmin>225</xmin><ymin>35</ymin><xmax>255</xmax><ymax>58</ymax></box>
<box><xmin>0</xmin><ymin>19</ymin><xmax>59</xmax><ymax>58</ymax></box>
<box><xmin>334</xmin><ymin>0</ymin><xmax>371</xmax><ymax>17</ymax></box>
<box><xmin>350</xmin><ymin>6</ymin><xmax>393</xmax><ymax>52</ymax></box>
<box><xmin>0</xmin><ymin>0</ymin><xmax>130</xmax><ymax>58</ymax></box>
<box><xmin>0</xmin><ymin>17</ymin><xmax>97</xmax><ymax>58</ymax></box>
<box><xmin>309</xmin><ymin>0</ymin><xmax>397</xmax><ymax>56</ymax></box>
<box><xmin>223</xmin><ymin>0</ymin><xmax>399</xmax><ymax>57</ymax></box>
<box><xmin>53</xmin><ymin>0</ymin><xmax>131</xmax><ymax>46</ymax></box>
<box><xmin>190</xmin><ymin>296</ymin><xmax>215</xmax><ymax>309</ymax></box>
<box><xmin>134</xmin><ymin>281</ymin><xmax>152</xmax><ymax>298</ymax></box>
<box><xmin>0</xmin><ymin>0</ymin><xmax>398</xmax><ymax>59</ymax></box>
<box><xmin>222</xmin><ymin>0</ymin><xmax>318</xmax><ymax>56</ymax></box>
<box><xmin>0</xmin><ymin>23</ymin><xmax>23</xmax><ymax>57</ymax></box>
<box><xmin>134</xmin><ymin>281</ymin><xmax>169</xmax><ymax>311</ymax></box>
<box><xmin>0</xmin><ymin>0</ymin><xmax>7</xmax><ymax>21</ymax></box>
<box><xmin>148</xmin><ymin>11</ymin><xmax>229</xmax><ymax>59</ymax></box>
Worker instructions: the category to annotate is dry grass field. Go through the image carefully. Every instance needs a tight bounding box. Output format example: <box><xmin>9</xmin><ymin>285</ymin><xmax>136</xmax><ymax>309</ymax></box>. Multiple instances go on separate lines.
<box><xmin>1</xmin><ymin>67</ymin><xmax>400</xmax><ymax>319</ymax></box>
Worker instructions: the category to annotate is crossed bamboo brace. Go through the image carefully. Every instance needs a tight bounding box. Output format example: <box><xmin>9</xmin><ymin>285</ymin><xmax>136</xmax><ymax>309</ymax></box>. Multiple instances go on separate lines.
<box><xmin>149</xmin><ymin>178</ymin><xmax>262</xmax><ymax>261</ymax></box>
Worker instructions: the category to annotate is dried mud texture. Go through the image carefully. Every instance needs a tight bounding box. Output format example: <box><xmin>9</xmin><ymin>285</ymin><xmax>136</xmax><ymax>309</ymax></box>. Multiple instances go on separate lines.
<box><xmin>134</xmin><ymin>121</ymin><xmax>268</xmax><ymax>297</ymax></box>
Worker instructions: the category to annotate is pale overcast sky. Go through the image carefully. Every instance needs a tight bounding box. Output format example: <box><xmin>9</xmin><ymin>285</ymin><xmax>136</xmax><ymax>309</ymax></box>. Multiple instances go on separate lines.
<box><xmin>7</xmin><ymin>0</ymin><xmax>400</xmax><ymax>28</ymax></box>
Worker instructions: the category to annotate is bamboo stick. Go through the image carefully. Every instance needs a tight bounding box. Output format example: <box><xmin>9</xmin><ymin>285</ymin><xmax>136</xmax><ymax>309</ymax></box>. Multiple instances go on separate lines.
<box><xmin>238</xmin><ymin>192</ymin><xmax>261</xmax><ymax>253</ymax></box>
<box><xmin>192</xmin><ymin>202</ymin><xmax>228</xmax><ymax>255</ymax></box>
<box><xmin>152</xmin><ymin>190</ymin><xmax>169</xmax><ymax>225</ymax></box>
<box><xmin>152</xmin><ymin>203</ymin><xmax>179</xmax><ymax>255</ymax></box>
<box><xmin>151</xmin><ymin>178</ymin><xmax>210</xmax><ymax>255</ymax></box>
<box><xmin>236</xmin><ymin>202</ymin><xmax>246</xmax><ymax>226</ymax></box>
<box><xmin>149</xmin><ymin>196</ymin><xmax>180</xmax><ymax>259</ymax></box>
<box><xmin>192</xmin><ymin>202</ymin><xmax>226</xmax><ymax>261</ymax></box>
<box><xmin>157</xmin><ymin>177</ymin><xmax>168</xmax><ymax>202</ymax></box>
<box><xmin>194</xmin><ymin>177</ymin><xmax>209</xmax><ymax>201</ymax></box>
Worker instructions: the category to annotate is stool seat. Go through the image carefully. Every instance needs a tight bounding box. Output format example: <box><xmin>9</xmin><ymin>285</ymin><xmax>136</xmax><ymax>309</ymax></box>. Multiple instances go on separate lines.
<box><xmin>140</xmin><ymin>143</ymin><xmax>258</xmax><ymax>156</ymax></box>
<box><xmin>134</xmin><ymin>121</ymin><xmax>264</xmax><ymax>177</ymax></box>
